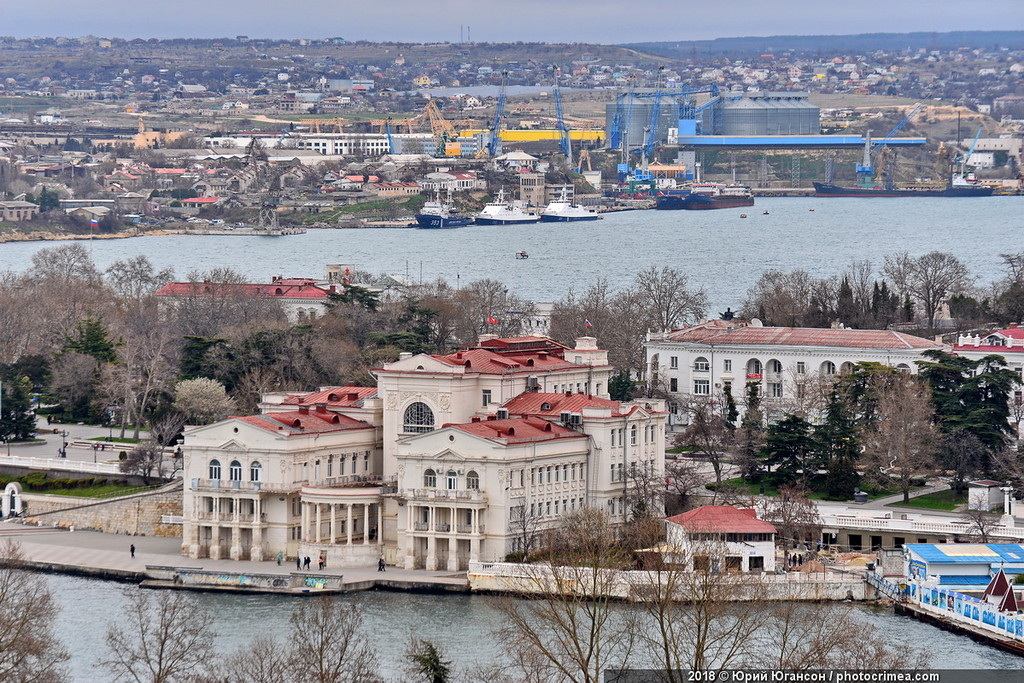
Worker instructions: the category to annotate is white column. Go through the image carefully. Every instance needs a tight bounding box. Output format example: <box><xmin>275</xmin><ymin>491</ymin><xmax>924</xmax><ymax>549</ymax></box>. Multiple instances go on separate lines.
<box><xmin>346</xmin><ymin>504</ymin><xmax>353</xmax><ymax>545</ymax></box>
<box><xmin>426</xmin><ymin>535</ymin><xmax>437</xmax><ymax>571</ymax></box>
<box><xmin>314</xmin><ymin>503</ymin><xmax>322</xmax><ymax>543</ymax></box>
<box><xmin>447</xmin><ymin>536</ymin><xmax>459</xmax><ymax>572</ymax></box>
<box><xmin>330</xmin><ymin>504</ymin><xmax>337</xmax><ymax>544</ymax></box>
<box><xmin>377</xmin><ymin>503</ymin><xmax>383</xmax><ymax>543</ymax></box>
<box><xmin>470</xmin><ymin>537</ymin><xmax>480</xmax><ymax>563</ymax></box>
<box><xmin>363</xmin><ymin>503</ymin><xmax>371</xmax><ymax>544</ymax></box>
<box><xmin>300</xmin><ymin>501</ymin><xmax>308</xmax><ymax>542</ymax></box>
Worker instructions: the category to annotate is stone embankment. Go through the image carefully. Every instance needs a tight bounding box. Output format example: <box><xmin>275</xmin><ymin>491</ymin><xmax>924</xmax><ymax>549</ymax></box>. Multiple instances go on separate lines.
<box><xmin>19</xmin><ymin>481</ymin><xmax>183</xmax><ymax>536</ymax></box>
<box><xmin>468</xmin><ymin>561</ymin><xmax>869</xmax><ymax>601</ymax></box>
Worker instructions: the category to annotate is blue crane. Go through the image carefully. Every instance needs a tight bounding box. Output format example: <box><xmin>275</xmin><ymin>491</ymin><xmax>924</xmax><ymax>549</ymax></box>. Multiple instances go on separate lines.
<box><xmin>486</xmin><ymin>71</ymin><xmax>509</xmax><ymax>157</ymax></box>
<box><xmin>856</xmin><ymin>102</ymin><xmax>923</xmax><ymax>187</ymax></box>
<box><xmin>385</xmin><ymin>118</ymin><xmax>395</xmax><ymax>155</ymax></box>
<box><xmin>553</xmin><ymin>71</ymin><xmax>572</xmax><ymax>169</ymax></box>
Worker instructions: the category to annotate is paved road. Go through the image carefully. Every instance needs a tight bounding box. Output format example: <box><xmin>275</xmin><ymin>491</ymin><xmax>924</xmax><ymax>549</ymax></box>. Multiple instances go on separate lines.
<box><xmin>1</xmin><ymin>416</ymin><xmax>158</xmax><ymax>470</ymax></box>
<box><xmin>0</xmin><ymin>525</ymin><xmax>468</xmax><ymax>588</ymax></box>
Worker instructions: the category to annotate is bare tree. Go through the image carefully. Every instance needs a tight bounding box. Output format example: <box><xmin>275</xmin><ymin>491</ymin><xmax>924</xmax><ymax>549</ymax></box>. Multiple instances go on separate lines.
<box><xmin>508</xmin><ymin>504</ymin><xmax>544</xmax><ymax>562</ymax></box>
<box><xmin>105</xmin><ymin>255</ymin><xmax>175</xmax><ymax>308</ymax></box>
<box><xmin>100</xmin><ymin>589</ymin><xmax>215</xmax><ymax>683</ymax></box>
<box><xmin>883</xmin><ymin>251</ymin><xmax>971</xmax><ymax>332</ymax></box>
<box><xmin>862</xmin><ymin>375</ymin><xmax>938</xmax><ymax>503</ymax></box>
<box><xmin>202</xmin><ymin>635</ymin><xmax>290</xmax><ymax>683</ymax></box>
<box><xmin>663</xmin><ymin>456</ymin><xmax>706</xmax><ymax>516</ymax></box>
<box><xmin>676</xmin><ymin>399</ymin><xmax>733</xmax><ymax>497</ymax></box>
<box><xmin>495</xmin><ymin>508</ymin><xmax>635</xmax><ymax>683</ymax></box>
<box><xmin>120</xmin><ymin>441</ymin><xmax>166</xmax><ymax>483</ymax></box>
<box><xmin>288</xmin><ymin>597</ymin><xmax>379</xmax><ymax>683</ymax></box>
<box><xmin>960</xmin><ymin>508</ymin><xmax>1002</xmax><ymax>543</ymax></box>
<box><xmin>0</xmin><ymin>541</ymin><xmax>69</xmax><ymax>682</ymax></box>
<box><xmin>758</xmin><ymin>484</ymin><xmax>822</xmax><ymax>549</ymax></box>
<box><xmin>148</xmin><ymin>412</ymin><xmax>188</xmax><ymax>449</ymax></box>
<box><xmin>633</xmin><ymin>265</ymin><xmax>708</xmax><ymax>332</ymax></box>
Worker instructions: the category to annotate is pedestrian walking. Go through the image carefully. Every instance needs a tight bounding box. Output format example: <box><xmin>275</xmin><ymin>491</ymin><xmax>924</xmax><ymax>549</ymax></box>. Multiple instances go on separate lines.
<box><xmin>296</xmin><ymin>555</ymin><xmax>302</xmax><ymax>571</ymax></box>
<box><xmin>319</xmin><ymin>552</ymin><xmax>326</xmax><ymax>570</ymax></box>
<box><xmin>130</xmin><ymin>544</ymin><xmax>135</xmax><ymax>558</ymax></box>
<box><xmin>303</xmin><ymin>556</ymin><xmax>311</xmax><ymax>570</ymax></box>
<box><xmin>277</xmin><ymin>550</ymin><xmax>283</xmax><ymax>566</ymax></box>
<box><xmin>378</xmin><ymin>557</ymin><xmax>386</xmax><ymax>572</ymax></box>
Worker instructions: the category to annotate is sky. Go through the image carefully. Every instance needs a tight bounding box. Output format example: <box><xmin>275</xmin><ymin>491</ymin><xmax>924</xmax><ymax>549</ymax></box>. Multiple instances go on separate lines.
<box><xmin>1</xmin><ymin>1</ymin><xmax>1020</xmax><ymax>44</ymax></box>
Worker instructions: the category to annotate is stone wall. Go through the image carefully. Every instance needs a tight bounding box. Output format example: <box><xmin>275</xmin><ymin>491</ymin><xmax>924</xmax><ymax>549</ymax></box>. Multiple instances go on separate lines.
<box><xmin>21</xmin><ymin>482</ymin><xmax>183</xmax><ymax>537</ymax></box>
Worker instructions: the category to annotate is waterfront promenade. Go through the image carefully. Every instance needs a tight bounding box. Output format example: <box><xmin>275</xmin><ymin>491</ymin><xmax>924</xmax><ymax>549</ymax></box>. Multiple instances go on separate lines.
<box><xmin>0</xmin><ymin>524</ymin><xmax>469</xmax><ymax>592</ymax></box>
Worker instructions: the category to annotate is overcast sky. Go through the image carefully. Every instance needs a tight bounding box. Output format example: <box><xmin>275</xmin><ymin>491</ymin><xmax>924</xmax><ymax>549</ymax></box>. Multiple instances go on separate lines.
<box><xmin>1</xmin><ymin>1</ymin><xmax>1019</xmax><ymax>44</ymax></box>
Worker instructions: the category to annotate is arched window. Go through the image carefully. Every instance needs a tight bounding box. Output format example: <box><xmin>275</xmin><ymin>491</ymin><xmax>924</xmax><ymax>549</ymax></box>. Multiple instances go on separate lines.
<box><xmin>424</xmin><ymin>469</ymin><xmax>437</xmax><ymax>488</ymax></box>
<box><xmin>693</xmin><ymin>356</ymin><xmax>710</xmax><ymax>372</ymax></box>
<box><xmin>768</xmin><ymin>359</ymin><xmax>783</xmax><ymax>373</ymax></box>
<box><xmin>630</xmin><ymin>424</ymin><xmax>638</xmax><ymax>445</ymax></box>
<box><xmin>821</xmin><ymin>361</ymin><xmax>837</xmax><ymax>375</ymax></box>
<box><xmin>229</xmin><ymin>460</ymin><xmax>242</xmax><ymax>481</ymax></box>
<box><xmin>250</xmin><ymin>461</ymin><xmax>262</xmax><ymax>482</ymax></box>
<box><xmin>403</xmin><ymin>402</ymin><xmax>435</xmax><ymax>433</ymax></box>
<box><xmin>467</xmin><ymin>470</ymin><xmax>480</xmax><ymax>490</ymax></box>
<box><xmin>446</xmin><ymin>470</ymin><xmax>458</xmax><ymax>490</ymax></box>
<box><xmin>747</xmin><ymin>359</ymin><xmax>763</xmax><ymax>377</ymax></box>
<box><xmin>896</xmin><ymin>363</ymin><xmax>911</xmax><ymax>374</ymax></box>
<box><xmin>209</xmin><ymin>459</ymin><xmax>221</xmax><ymax>480</ymax></box>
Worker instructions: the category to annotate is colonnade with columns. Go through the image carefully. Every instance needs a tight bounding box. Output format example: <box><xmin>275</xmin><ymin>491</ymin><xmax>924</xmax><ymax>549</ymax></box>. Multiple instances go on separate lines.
<box><xmin>300</xmin><ymin>499</ymin><xmax>382</xmax><ymax>546</ymax></box>
<box><xmin>404</xmin><ymin>503</ymin><xmax>485</xmax><ymax>571</ymax></box>
<box><xmin>184</xmin><ymin>494</ymin><xmax>266</xmax><ymax>561</ymax></box>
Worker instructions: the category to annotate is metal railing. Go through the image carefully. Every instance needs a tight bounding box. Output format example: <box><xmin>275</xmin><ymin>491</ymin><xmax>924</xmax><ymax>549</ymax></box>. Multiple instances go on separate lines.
<box><xmin>0</xmin><ymin>455</ymin><xmax>121</xmax><ymax>475</ymax></box>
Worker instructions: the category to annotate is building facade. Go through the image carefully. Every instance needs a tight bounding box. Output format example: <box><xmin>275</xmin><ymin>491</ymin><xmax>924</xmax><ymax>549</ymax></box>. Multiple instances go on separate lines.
<box><xmin>645</xmin><ymin>320</ymin><xmax>942</xmax><ymax>426</ymax></box>
<box><xmin>181</xmin><ymin>335</ymin><xmax>668</xmax><ymax>568</ymax></box>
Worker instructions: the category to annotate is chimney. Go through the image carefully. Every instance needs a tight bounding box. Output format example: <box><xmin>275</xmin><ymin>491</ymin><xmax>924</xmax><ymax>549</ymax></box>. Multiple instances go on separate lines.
<box><xmin>471</xmin><ymin>416</ymin><xmax>481</xmax><ymax>423</ymax></box>
<box><xmin>347</xmin><ymin>392</ymin><xmax>359</xmax><ymax>401</ymax></box>
<box><xmin>329</xmin><ymin>285</ymin><xmax>336</xmax><ymax>293</ymax></box>
<box><xmin>486</xmin><ymin>415</ymin><xmax>497</xmax><ymax>421</ymax></box>
<box><xmin>298</xmin><ymin>405</ymin><xmax>309</xmax><ymax>415</ymax></box>
<box><xmin>399</xmin><ymin>352</ymin><xmax>413</xmax><ymax>361</ymax></box>
<box><xmin>314</xmin><ymin>403</ymin><xmax>327</xmax><ymax>413</ymax></box>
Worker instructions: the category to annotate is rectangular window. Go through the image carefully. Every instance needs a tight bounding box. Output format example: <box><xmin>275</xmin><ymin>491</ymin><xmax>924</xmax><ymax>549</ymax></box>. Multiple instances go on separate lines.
<box><xmin>611</xmin><ymin>430</ymin><xmax>616</xmax><ymax>447</ymax></box>
<box><xmin>723</xmin><ymin>359</ymin><xmax>732</xmax><ymax>372</ymax></box>
<box><xmin>796</xmin><ymin>362</ymin><xmax>806</xmax><ymax>374</ymax></box>
<box><xmin>610</xmin><ymin>464</ymin><xmax>616</xmax><ymax>481</ymax></box>
<box><xmin>670</xmin><ymin>356</ymin><xmax>678</xmax><ymax>369</ymax></box>
<box><xmin>555</xmin><ymin>467</ymin><xmax>560</xmax><ymax>483</ymax></box>
<box><xmin>546</xmin><ymin>466</ymin><xmax>552</xmax><ymax>483</ymax></box>
<box><xmin>670</xmin><ymin>378</ymin><xmax>678</xmax><ymax>392</ymax></box>
<box><xmin>769</xmin><ymin>382</ymin><xmax>783</xmax><ymax>398</ymax></box>
<box><xmin>364</xmin><ymin>454</ymin><xmax>369</xmax><ymax>471</ymax></box>
<box><xmin>693</xmin><ymin>379</ymin><xmax>710</xmax><ymax>396</ymax></box>
<box><xmin>481</xmin><ymin>389</ymin><xmax>491</xmax><ymax>407</ymax></box>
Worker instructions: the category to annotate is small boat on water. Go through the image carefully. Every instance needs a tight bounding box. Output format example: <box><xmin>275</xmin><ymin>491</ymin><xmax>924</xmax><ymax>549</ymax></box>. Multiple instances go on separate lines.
<box><xmin>540</xmin><ymin>189</ymin><xmax>602</xmax><ymax>222</ymax></box>
<box><xmin>475</xmin><ymin>189</ymin><xmax>540</xmax><ymax>225</ymax></box>
<box><xmin>515</xmin><ymin>250</ymin><xmax>529</xmax><ymax>259</ymax></box>
<box><xmin>415</xmin><ymin>196</ymin><xmax>473</xmax><ymax>229</ymax></box>
<box><xmin>655</xmin><ymin>183</ymin><xmax>755</xmax><ymax>210</ymax></box>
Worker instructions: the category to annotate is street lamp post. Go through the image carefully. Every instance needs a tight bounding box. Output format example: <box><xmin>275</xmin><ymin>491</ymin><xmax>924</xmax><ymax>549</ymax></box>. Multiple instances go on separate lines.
<box><xmin>60</xmin><ymin>430</ymin><xmax>68</xmax><ymax>458</ymax></box>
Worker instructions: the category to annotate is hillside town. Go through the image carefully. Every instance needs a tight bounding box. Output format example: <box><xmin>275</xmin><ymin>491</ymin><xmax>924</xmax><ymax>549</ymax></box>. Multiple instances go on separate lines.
<box><xmin>1</xmin><ymin>26</ymin><xmax>1024</xmax><ymax>682</ymax></box>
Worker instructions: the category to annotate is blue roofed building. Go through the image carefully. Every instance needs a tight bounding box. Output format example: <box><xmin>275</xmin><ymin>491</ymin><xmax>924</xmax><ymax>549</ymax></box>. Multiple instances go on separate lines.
<box><xmin>905</xmin><ymin>543</ymin><xmax>1024</xmax><ymax>591</ymax></box>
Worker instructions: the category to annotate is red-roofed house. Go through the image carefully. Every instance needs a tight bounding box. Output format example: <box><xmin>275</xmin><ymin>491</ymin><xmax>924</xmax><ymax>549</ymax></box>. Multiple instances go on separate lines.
<box><xmin>952</xmin><ymin>325</ymin><xmax>1024</xmax><ymax>437</ymax></box>
<box><xmin>665</xmin><ymin>505</ymin><xmax>777</xmax><ymax>572</ymax></box>
<box><xmin>155</xmin><ymin>276</ymin><xmax>338</xmax><ymax>323</ymax></box>
<box><xmin>646</xmin><ymin>319</ymin><xmax>944</xmax><ymax>426</ymax></box>
<box><xmin>181</xmin><ymin>396</ymin><xmax>382</xmax><ymax>564</ymax></box>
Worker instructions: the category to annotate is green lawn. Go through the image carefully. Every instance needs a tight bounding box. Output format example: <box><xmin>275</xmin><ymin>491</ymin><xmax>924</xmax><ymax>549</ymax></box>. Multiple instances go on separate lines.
<box><xmin>38</xmin><ymin>484</ymin><xmax>154</xmax><ymax>498</ymax></box>
<box><xmin>889</xmin><ymin>489</ymin><xmax>967</xmax><ymax>511</ymax></box>
<box><xmin>709</xmin><ymin>476</ymin><xmax>901</xmax><ymax>501</ymax></box>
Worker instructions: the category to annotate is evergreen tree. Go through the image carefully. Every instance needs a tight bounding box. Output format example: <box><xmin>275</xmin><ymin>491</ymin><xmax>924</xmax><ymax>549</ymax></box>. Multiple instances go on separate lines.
<box><xmin>0</xmin><ymin>375</ymin><xmax>37</xmax><ymax>441</ymax></box>
<box><xmin>63</xmin><ymin>317</ymin><xmax>117</xmax><ymax>363</ymax></box>
<box><xmin>761</xmin><ymin>414</ymin><xmax>817</xmax><ymax>483</ymax></box>
<box><xmin>608</xmin><ymin>372</ymin><xmax>635</xmax><ymax>401</ymax></box>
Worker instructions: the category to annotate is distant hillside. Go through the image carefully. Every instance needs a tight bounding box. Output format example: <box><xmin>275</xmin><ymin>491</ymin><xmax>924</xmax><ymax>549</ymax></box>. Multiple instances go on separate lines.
<box><xmin>625</xmin><ymin>31</ymin><xmax>1024</xmax><ymax>59</ymax></box>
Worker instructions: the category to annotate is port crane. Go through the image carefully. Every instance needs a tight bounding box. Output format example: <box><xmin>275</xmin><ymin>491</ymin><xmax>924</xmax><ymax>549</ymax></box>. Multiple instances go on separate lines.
<box><xmin>954</xmin><ymin>124</ymin><xmax>985</xmax><ymax>179</ymax></box>
<box><xmin>486</xmin><ymin>71</ymin><xmax>509</xmax><ymax>157</ymax></box>
<box><xmin>856</xmin><ymin>102</ymin><xmax>922</xmax><ymax>188</ymax></box>
<box><xmin>553</xmin><ymin>70</ymin><xmax>572</xmax><ymax>169</ymax></box>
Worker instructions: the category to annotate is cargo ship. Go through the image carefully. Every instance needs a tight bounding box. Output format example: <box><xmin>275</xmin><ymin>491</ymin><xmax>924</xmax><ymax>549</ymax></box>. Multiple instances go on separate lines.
<box><xmin>813</xmin><ymin>177</ymin><xmax>994</xmax><ymax>198</ymax></box>
<box><xmin>654</xmin><ymin>183</ymin><xmax>754</xmax><ymax>210</ymax></box>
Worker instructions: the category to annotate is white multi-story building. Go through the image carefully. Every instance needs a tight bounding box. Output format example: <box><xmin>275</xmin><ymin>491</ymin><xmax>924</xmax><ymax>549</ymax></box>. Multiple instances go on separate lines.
<box><xmin>180</xmin><ymin>335</ymin><xmax>668</xmax><ymax>568</ymax></box>
<box><xmin>645</xmin><ymin>319</ymin><xmax>942</xmax><ymax>425</ymax></box>
<box><xmin>665</xmin><ymin>505</ymin><xmax>777</xmax><ymax>573</ymax></box>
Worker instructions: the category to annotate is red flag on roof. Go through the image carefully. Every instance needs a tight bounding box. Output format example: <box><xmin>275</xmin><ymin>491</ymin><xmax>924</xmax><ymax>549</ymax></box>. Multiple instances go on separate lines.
<box><xmin>487</xmin><ymin>316</ymin><xmax>499</xmax><ymax>324</ymax></box>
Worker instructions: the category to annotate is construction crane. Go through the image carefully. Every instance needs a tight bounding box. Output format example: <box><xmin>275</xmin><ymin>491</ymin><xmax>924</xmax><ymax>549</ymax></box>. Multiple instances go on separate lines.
<box><xmin>856</xmin><ymin>102</ymin><xmax>923</xmax><ymax>188</ymax></box>
<box><xmin>552</xmin><ymin>69</ymin><xmax>572</xmax><ymax>169</ymax></box>
<box><xmin>299</xmin><ymin>118</ymin><xmax>347</xmax><ymax>134</ymax></box>
<box><xmin>955</xmin><ymin>124</ymin><xmax>985</xmax><ymax>178</ymax></box>
<box><xmin>486</xmin><ymin>71</ymin><xmax>509</xmax><ymax>157</ymax></box>
<box><xmin>385</xmin><ymin>118</ymin><xmax>395</xmax><ymax>155</ymax></box>
<box><xmin>640</xmin><ymin>66</ymin><xmax>667</xmax><ymax>170</ymax></box>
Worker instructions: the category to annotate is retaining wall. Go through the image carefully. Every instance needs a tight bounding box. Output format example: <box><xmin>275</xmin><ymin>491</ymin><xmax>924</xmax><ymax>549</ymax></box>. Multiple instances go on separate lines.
<box><xmin>20</xmin><ymin>482</ymin><xmax>183</xmax><ymax>537</ymax></box>
<box><xmin>468</xmin><ymin>561</ymin><xmax>867</xmax><ymax>601</ymax></box>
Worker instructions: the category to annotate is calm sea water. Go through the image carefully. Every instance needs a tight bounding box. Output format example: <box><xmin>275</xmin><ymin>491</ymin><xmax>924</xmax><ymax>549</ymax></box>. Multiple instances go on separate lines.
<box><xmin>0</xmin><ymin>196</ymin><xmax>1019</xmax><ymax>314</ymax></box>
<box><xmin>46</xmin><ymin>573</ymin><xmax>1022</xmax><ymax>681</ymax></box>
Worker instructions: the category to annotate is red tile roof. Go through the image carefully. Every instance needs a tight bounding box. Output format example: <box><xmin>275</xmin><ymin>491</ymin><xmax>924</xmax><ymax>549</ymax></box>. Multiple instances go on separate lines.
<box><xmin>502</xmin><ymin>392</ymin><xmax>631</xmax><ymax>418</ymax></box>
<box><xmin>447</xmin><ymin>416</ymin><xmax>584</xmax><ymax>444</ymax></box>
<box><xmin>181</xmin><ymin>197</ymin><xmax>222</xmax><ymax>204</ymax></box>
<box><xmin>429</xmin><ymin>348</ymin><xmax>578</xmax><ymax>375</ymax></box>
<box><xmin>236</xmin><ymin>410</ymin><xmax>373</xmax><ymax>435</ymax></box>
<box><xmin>953</xmin><ymin>328</ymin><xmax>1024</xmax><ymax>354</ymax></box>
<box><xmin>666</xmin><ymin>322</ymin><xmax>939</xmax><ymax>350</ymax></box>
<box><xmin>156</xmin><ymin>281</ymin><xmax>330</xmax><ymax>300</ymax></box>
<box><xmin>280</xmin><ymin>386</ymin><xmax>377</xmax><ymax>408</ymax></box>
<box><xmin>665</xmin><ymin>506</ymin><xmax>777</xmax><ymax>534</ymax></box>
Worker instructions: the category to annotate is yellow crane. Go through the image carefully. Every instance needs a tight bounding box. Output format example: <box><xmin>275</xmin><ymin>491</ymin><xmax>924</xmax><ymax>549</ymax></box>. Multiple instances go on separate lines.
<box><xmin>299</xmin><ymin>118</ymin><xmax>347</xmax><ymax>134</ymax></box>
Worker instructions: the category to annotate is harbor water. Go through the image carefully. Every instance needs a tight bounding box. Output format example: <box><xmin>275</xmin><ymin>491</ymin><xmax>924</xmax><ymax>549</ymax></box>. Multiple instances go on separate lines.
<box><xmin>0</xmin><ymin>196</ymin><xmax>1019</xmax><ymax>314</ymax></box>
<box><xmin>47</xmin><ymin>573</ymin><xmax>1023</xmax><ymax>680</ymax></box>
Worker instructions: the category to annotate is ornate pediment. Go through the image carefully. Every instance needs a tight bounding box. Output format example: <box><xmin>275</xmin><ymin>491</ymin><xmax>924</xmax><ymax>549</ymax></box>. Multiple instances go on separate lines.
<box><xmin>434</xmin><ymin>448</ymin><xmax>467</xmax><ymax>463</ymax></box>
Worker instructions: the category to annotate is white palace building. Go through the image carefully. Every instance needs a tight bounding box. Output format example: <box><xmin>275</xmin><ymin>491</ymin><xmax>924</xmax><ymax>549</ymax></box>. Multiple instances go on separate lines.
<box><xmin>645</xmin><ymin>319</ymin><xmax>943</xmax><ymax>426</ymax></box>
<box><xmin>180</xmin><ymin>335</ymin><xmax>667</xmax><ymax>569</ymax></box>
